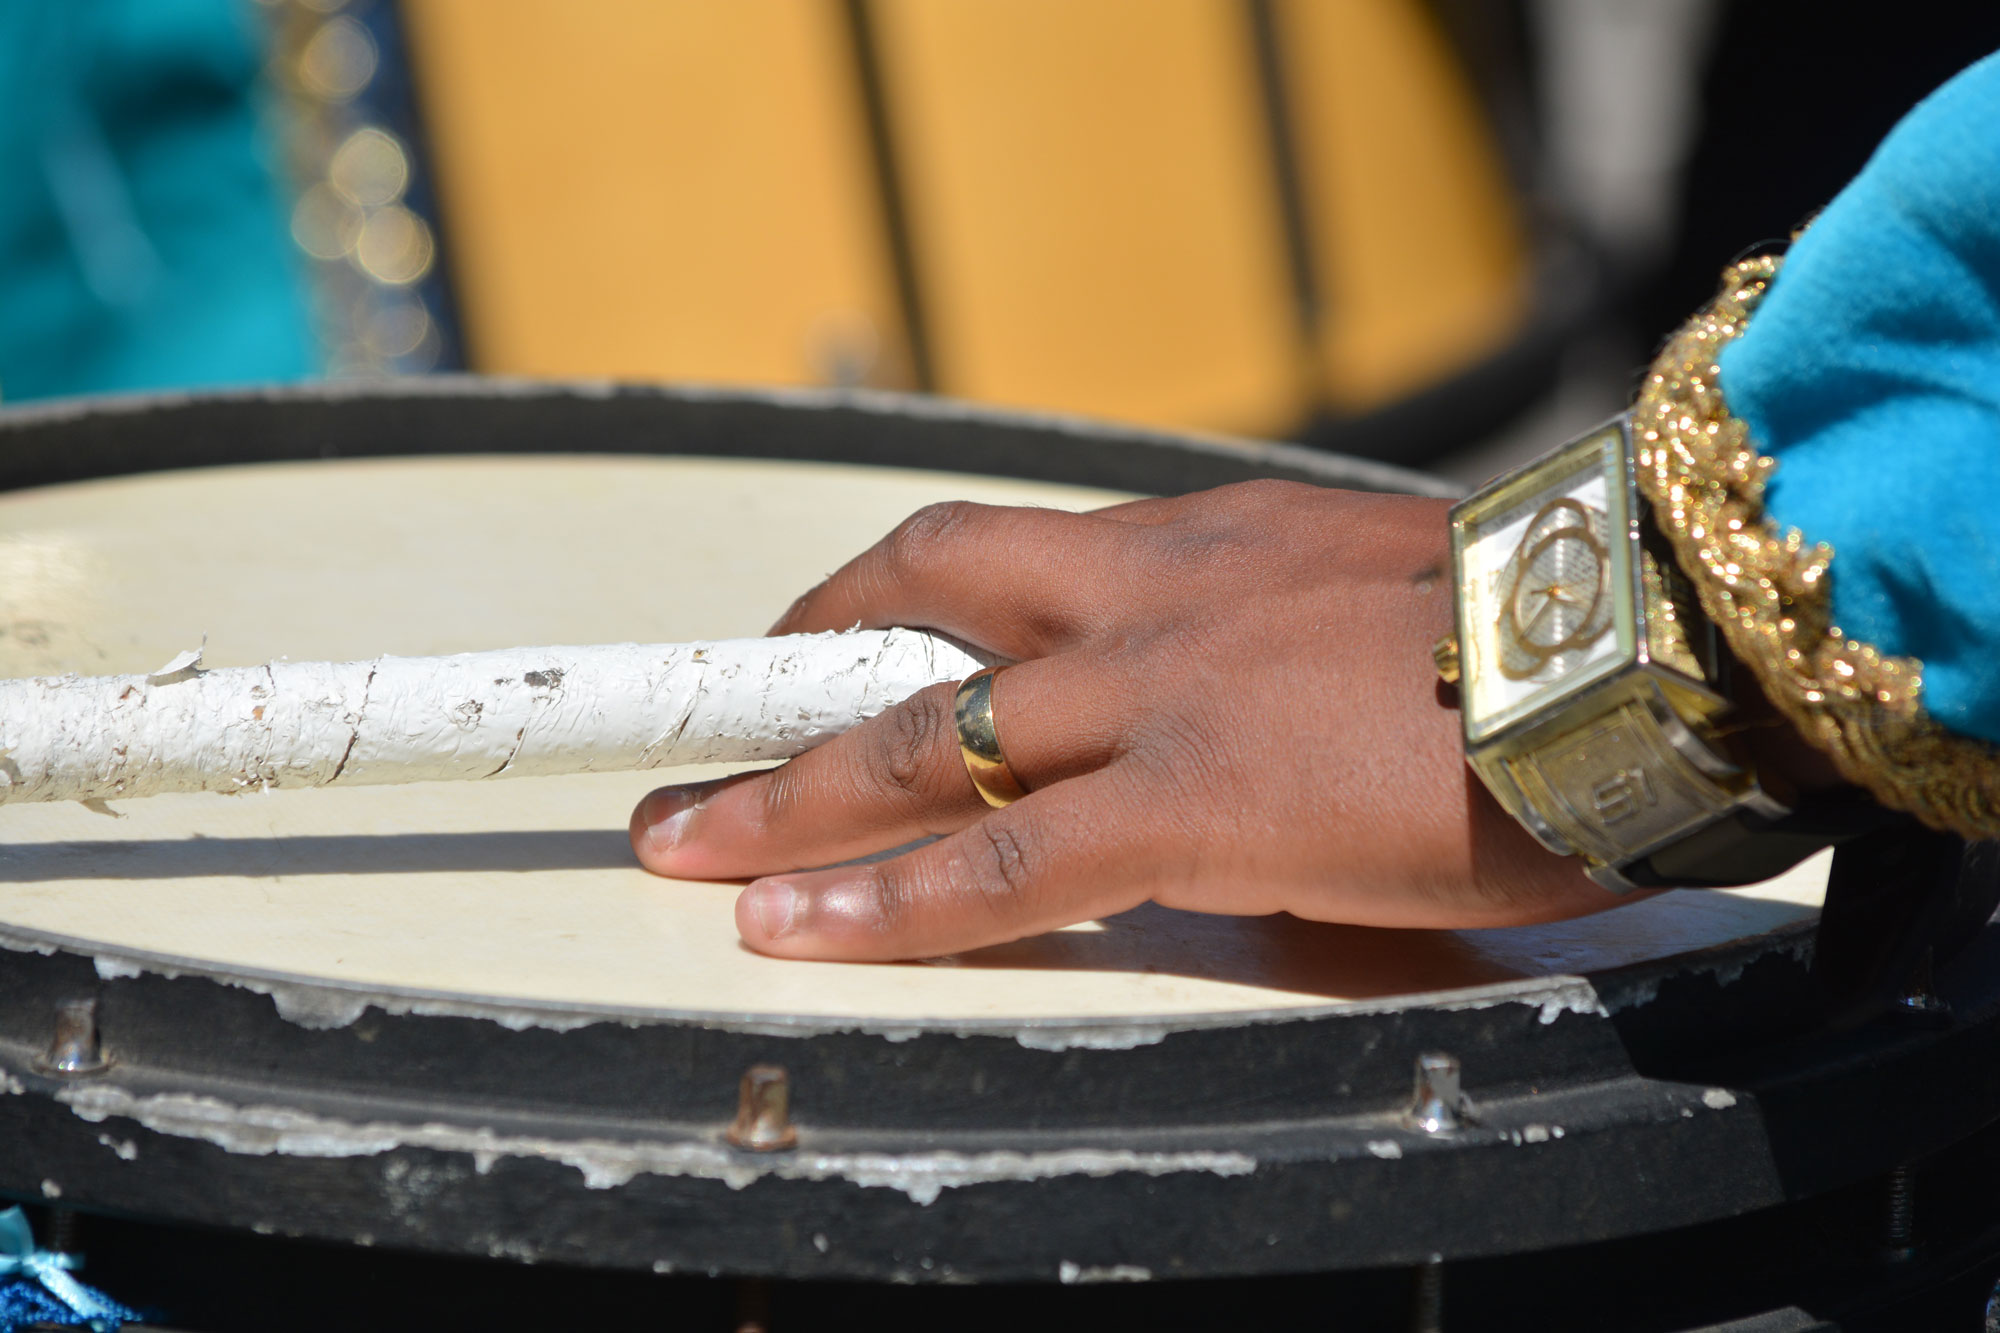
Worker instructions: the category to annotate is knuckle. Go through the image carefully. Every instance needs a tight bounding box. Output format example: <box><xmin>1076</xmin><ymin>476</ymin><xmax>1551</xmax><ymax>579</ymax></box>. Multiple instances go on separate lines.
<box><xmin>751</xmin><ymin>762</ymin><xmax>806</xmax><ymax>837</ymax></box>
<box><xmin>881</xmin><ymin>501</ymin><xmax>979</xmax><ymax>580</ymax></box>
<box><xmin>876</xmin><ymin>687</ymin><xmax>954</xmax><ymax>804</ymax></box>
<box><xmin>1237</xmin><ymin>477</ymin><xmax>1314</xmax><ymax>507</ymax></box>
<box><xmin>863</xmin><ymin>812</ymin><xmax>1043</xmax><ymax>943</ymax></box>
<box><xmin>970</xmin><ymin>819</ymin><xmax>1037</xmax><ymax>911</ymax></box>
<box><xmin>1127</xmin><ymin>707</ymin><xmax>1229</xmax><ymax>800</ymax></box>
<box><xmin>1151</xmin><ymin>530</ymin><xmax>1227</xmax><ymax>585</ymax></box>
<box><xmin>1162</xmin><ymin>480</ymin><xmax>1316</xmax><ymax>567</ymax></box>
<box><xmin>864</xmin><ymin>863</ymin><xmax>916</xmax><ymax>938</ymax></box>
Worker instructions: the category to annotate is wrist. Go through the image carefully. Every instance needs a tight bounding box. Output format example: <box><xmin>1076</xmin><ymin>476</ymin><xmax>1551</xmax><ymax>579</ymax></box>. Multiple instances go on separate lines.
<box><xmin>1729</xmin><ymin>668</ymin><xmax>1845</xmax><ymax>804</ymax></box>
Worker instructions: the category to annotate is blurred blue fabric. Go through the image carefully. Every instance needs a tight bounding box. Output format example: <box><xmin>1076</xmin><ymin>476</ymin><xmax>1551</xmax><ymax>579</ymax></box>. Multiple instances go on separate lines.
<box><xmin>0</xmin><ymin>1206</ymin><xmax>136</xmax><ymax>1331</ymax></box>
<box><xmin>0</xmin><ymin>0</ymin><xmax>314</xmax><ymax>403</ymax></box>
<box><xmin>1721</xmin><ymin>49</ymin><xmax>2000</xmax><ymax>744</ymax></box>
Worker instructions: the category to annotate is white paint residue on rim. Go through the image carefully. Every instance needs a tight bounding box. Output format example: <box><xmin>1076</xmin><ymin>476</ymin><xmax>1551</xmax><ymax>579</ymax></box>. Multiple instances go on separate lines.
<box><xmin>56</xmin><ymin>1082</ymin><xmax>1257</xmax><ymax>1206</ymax></box>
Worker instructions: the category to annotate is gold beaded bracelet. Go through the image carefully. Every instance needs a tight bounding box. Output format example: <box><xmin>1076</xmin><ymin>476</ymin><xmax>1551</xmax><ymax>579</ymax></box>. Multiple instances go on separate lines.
<box><xmin>1632</xmin><ymin>255</ymin><xmax>2000</xmax><ymax>838</ymax></box>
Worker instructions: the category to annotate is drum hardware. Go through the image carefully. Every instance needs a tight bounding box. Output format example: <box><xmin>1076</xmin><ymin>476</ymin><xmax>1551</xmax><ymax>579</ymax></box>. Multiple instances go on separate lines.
<box><xmin>1409</xmin><ymin>1255</ymin><xmax>1444</xmax><ymax>1333</ymax></box>
<box><xmin>726</xmin><ymin>1065</ymin><xmax>799</xmax><ymax>1152</ymax></box>
<box><xmin>1404</xmin><ymin>1053</ymin><xmax>1474</xmax><ymax>1135</ymax></box>
<box><xmin>1893</xmin><ymin>952</ymin><xmax>1951</xmax><ymax>1025</ymax></box>
<box><xmin>1879</xmin><ymin>1165</ymin><xmax>1920</xmax><ymax>1266</ymax></box>
<box><xmin>1809</xmin><ymin>830</ymin><xmax>2000</xmax><ymax>1032</ymax></box>
<box><xmin>732</xmin><ymin>1278</ymin><xmax>772</xmax><ymax>1333</ymax></box>
<box><xmin>32</xmin><ymin>999</ymin><xmax>110</xmax><ymax>1079</ymax></box>
<box><xmin>42</xmin><ymin>1209</ymin><xmax>76</xmax><ymax>1256</ymax></box>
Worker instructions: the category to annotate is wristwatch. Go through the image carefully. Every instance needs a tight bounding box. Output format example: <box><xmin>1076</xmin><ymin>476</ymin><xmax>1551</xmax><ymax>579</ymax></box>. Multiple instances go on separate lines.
<box><xmin>1436</xmin><ymin>414</ymin><xmax>1864</xmax><ymax>892</ymax></box>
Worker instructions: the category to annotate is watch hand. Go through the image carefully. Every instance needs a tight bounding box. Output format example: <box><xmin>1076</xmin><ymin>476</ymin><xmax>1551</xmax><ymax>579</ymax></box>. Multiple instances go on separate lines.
<box><xmin>1521</xmin><ymin>592</ymin><xmax>1560</xmax><ymax>635</ymax></box>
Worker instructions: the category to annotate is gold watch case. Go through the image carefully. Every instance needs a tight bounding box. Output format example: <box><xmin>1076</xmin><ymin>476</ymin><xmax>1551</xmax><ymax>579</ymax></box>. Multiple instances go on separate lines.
<box><xmin>1443</xmin><ymin>415</ymin><xmax>1785</xmax><ymax>889</ymax></box>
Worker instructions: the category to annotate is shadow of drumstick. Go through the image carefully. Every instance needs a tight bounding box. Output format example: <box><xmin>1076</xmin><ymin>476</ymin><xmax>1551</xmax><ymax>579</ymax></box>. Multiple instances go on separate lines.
<box><xmin>0</xmin><ymin>830</ymin><xmax>638</xmax><ymax>879</ymax></box>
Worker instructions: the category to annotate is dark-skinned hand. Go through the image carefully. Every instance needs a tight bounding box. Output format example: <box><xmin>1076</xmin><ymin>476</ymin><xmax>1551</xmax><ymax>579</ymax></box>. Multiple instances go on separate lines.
<box><xmin>630</xmin><ymin>481</ymin><xmax>1627</xmax><ymax>960</ymax></box>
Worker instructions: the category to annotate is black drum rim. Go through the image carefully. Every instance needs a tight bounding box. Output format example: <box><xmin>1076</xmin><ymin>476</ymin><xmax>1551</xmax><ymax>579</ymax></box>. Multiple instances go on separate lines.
<box><xmin>0</xmin><ymin>377</ymin><xmax>1465</xmax><ymax>501</ymax></box>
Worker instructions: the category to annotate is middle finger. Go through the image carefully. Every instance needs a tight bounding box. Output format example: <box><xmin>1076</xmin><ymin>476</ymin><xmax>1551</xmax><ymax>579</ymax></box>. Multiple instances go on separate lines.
<box><xmin>769</xmin><ymin>501</ymin><xmax>1154</xmax><ymax>658</ymax></box>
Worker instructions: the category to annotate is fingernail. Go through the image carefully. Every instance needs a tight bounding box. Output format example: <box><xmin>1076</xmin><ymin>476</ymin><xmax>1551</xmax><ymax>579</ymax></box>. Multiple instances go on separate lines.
<box><xmin>641</xmin><ymin>788</ymin><xmax>700</xmax><ymax>855</ymax></box>
<box><xmin>746</xmin><ymin>880</ymin><xmax>799</xmax><ymax>940</ymax></box>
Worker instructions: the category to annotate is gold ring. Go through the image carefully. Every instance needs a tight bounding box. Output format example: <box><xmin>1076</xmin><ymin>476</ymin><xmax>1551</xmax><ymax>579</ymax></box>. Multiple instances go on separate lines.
<box><xmin>954</xmin><ymin>666</ymin><xmax>1028</xmax><ymax>808</ymax></box>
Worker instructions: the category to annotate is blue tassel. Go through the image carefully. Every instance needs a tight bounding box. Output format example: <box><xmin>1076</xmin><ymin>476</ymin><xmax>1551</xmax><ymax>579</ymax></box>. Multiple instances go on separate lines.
<box><xmin>0</xmin><ymin>1208</ymin><xmax>136</xmax><ymax>1332</ymax></box>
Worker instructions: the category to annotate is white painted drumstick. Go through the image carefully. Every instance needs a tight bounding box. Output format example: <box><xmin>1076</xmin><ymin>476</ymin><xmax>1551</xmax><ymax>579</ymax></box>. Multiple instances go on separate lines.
<box><xmin>0</xmin><ymin>629</ymin><xmax>987</xmax><ymax>806</ymax></box>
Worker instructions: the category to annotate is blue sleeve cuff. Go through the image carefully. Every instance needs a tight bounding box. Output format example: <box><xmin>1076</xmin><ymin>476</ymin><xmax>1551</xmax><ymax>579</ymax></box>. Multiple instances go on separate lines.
<box><xmin>1717</xmin><ymin>49</ymin><xmax>2000</xmax><ymax>744</ymax></box>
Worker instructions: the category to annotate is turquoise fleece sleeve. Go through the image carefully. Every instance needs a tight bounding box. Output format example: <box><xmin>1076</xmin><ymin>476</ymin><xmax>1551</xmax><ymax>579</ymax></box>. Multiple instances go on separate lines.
<box><xmin>1717</xmin><ymin>50</ymin><xmax>2000</xmax><ymax>745</ymax></box>
<box><xmin>0</xmin><ymin>1</ymin><xmax>314</xmax><ymax>402</ymax></box>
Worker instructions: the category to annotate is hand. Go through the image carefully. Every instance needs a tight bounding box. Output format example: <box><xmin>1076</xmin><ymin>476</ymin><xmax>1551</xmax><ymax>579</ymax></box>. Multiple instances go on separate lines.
<box><xmin>630</xmin><ymin>481</ymin><xmax>1617</xmax><ymax>960</ymax></box>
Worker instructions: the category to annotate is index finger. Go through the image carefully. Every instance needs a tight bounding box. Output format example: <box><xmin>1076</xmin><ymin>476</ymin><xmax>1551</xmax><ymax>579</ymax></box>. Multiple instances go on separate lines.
<box><xmin>732</xmin><ymin>772</ymin><xmax>1180</xmax><ymax>961</ymax></box>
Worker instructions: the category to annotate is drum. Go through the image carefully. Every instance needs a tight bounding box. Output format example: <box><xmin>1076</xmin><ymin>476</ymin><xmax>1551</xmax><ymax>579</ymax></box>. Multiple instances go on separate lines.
<box><xmin>0</xmin><ymin>383</ymin><xmax>1995</xmax><ymax>1332</ymax></box>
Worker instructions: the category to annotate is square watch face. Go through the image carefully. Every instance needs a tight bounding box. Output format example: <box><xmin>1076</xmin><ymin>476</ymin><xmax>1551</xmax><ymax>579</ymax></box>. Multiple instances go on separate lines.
<box><xmin>1451</xmin><ymin>422</ymin><xmax>1639</xmax><ymax>744</ymax></box>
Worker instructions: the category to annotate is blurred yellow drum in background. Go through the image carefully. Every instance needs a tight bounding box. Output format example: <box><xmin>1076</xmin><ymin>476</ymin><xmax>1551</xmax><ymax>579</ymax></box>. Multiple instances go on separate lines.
<box><xmin>399</xmin><ymin>0</ymin><xmax>1539</xmax><ymax>447</ymax></box>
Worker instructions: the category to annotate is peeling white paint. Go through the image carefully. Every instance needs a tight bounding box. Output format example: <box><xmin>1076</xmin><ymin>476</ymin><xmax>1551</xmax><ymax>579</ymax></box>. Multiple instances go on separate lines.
<box><xmin>789</xmin><ymin>1147</ymin><xmax>1255</xmax><ymax>1207</ymax></box>
<box><xmin>1601</xmin><ymin>928</ymin><xmax>1817</xmax><ymax>1015</ymax></box>
<box><xmin>265</xmin><ymin>985</ymin><xmax>372</xmax><ymax>1031</ymax></box>
<box><xmin>1415</xmin><ymin>976</ymin><xmax>1612</xmax><ymax>1026</ymax></box>
<box><xmin>482</xmin><ymin>1236</ymin><xmax>538</xmax><ymax>1264</ymax></box>
<box><xmin>1011</xmin><ymin>1025</ymin><xmax>1169</xmax><ymax>1052</ymax></box>
<box><xmin>146</xmin><ymin>648</ymin><xmax>205</xmax><ymax>687</ymax></box>
<box><xmin>1707</xmin><ymin>932</ymin><xmax>1814</xmax><ymax>990</ymax></box>
<box><xmin>95</xmin><ymin>1133</ymin><xmax>138</xmax><ymax>1161</ymax></box>
<box><xmin>1534</xmin><ymin>985</ymin><xmax>1609</xmax><ymax>1024</ymax></box>
<box><xmin>56</xmin><ymin>1083</ymin><xmax>1256</xmax><ymax>1205</ymax></box>
<box><xmin>0</xmin><ymin>933</ymin><xmax>59</xmax><ymax>958</ymax></box>
<box><xmin>73</xmin><ymin>956</ymin><xmax>616</xmax><ymax>1035</ymax></box>
<box><xmin>396</xmin><ymin>999</ymin><xmax>605</xmax><ymax>1034</ymax></box>
<box><xmin>1612</xmin><ymin>977</ymin><xmax>1663</xmax><ymax>1010</ymax></box>
<box><xmin>1058</xmin><ymin>1262</ymin><xmax>1152</xmax><ymax>1284</ymax></box>
<box><xmin>0</xmin><ymin>630</ymin><xmax>984</xmax><ymax>806</ymax></box>
<box><xmin>254</xmin><ymin>979</ymin><xmax>610</xmax><ymax>1034</ymax></box>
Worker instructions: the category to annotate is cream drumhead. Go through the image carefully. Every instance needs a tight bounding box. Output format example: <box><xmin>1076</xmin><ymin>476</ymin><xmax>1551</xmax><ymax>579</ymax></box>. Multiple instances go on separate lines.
<box><xmin>0</xmin><ymin>453</ymin><xmax>1825</xmax><ymax>1026</ymax></box>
